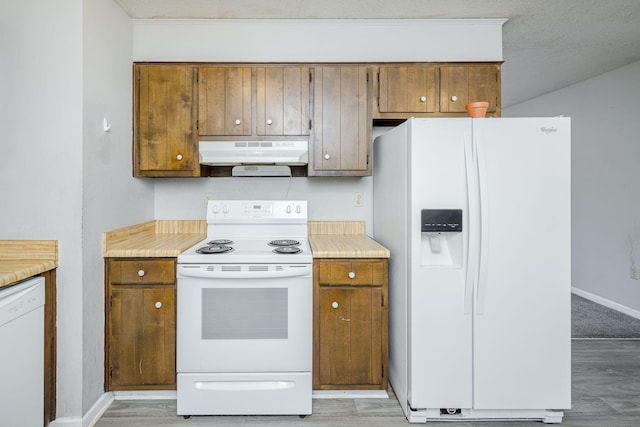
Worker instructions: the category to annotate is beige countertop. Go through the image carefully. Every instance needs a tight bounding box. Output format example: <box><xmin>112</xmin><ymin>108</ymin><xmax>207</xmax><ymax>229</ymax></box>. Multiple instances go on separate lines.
<box><xmin>103</xmin><ymin>220</ymin><xmax>206</xmax><ymax>258</ymax></box>
<box><xmin>0</xmin><ymin>240</ymin><xmax>58</xmax><ymax>288</ymax></box>
<box><xmin>308</xmin><ymin>221</ymin><xmax>390</xmax><ymax>258</ymax></box>
<box><xmin>102</xmin><ymin>220</ymin><xmax>389</xmax><ymax>259</ymax></box>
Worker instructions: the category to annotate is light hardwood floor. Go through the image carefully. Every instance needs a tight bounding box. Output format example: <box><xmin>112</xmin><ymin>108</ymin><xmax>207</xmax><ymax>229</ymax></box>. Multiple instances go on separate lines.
<box><xmin>94</xmin><ymin>340</ymin><xmax>640</xmax><ymax>426</ymax></box>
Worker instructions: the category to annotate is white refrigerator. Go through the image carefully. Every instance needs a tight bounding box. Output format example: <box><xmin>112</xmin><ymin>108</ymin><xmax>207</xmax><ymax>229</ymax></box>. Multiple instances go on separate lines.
<box><xmin>373</xmin><ymin>118</ymin><xmax>571</xmax><ymax>423</ymax></box>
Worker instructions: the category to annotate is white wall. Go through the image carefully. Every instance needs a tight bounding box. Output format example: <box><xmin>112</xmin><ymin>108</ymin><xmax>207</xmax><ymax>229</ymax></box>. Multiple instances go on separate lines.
<box><xmin>1</xmin><ymin>0</ymin><xmax>84</xmax><ymax>419</ymax></box>
<box><xmin>134</xmin><ymin>19</ymin><xmax>504</xmax><ymax>231</ymax></box>
<box><xmin>133</xmin><ymin>19</ymin><xmax>504</xmax><ymax>62</ymax></box>
<box><xmin>504</xmin><ymin>60</ymin><xmax>640</xmax><ymax>314</ymax></box>
<box><xmin>1</xmin><ymin>0</ymin><xmax>155</xmax><ymax>423</ymax></box>
<box><xmin>82</xmin><ymin>0</ymin><xmax>154</xmax><ymax>416</ymax></box>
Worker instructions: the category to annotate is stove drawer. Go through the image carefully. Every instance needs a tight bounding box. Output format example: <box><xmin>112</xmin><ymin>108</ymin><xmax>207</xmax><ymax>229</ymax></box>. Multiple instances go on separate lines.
<box><xmin>177</xmin><ymin>372</ymin><xmax>312</xmax><ymax>416</ymax></box>
<box><xmin>109</xmin><ymin>259</ymin><xmax>175</xmax><ymax>285</ymax></box>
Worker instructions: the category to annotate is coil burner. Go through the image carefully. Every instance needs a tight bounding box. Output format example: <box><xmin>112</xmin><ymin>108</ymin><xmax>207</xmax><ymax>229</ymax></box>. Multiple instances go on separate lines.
<box><xmin>196</xmin><ymin>245</ymin><xmax>234</xmax><ymax>254</ymax></box>
<box><xmin>272</xmin><ymin>246</ymin><xmax>302</xmax><ymax>254</ymax></box>
<box><xmin>207</xmin><ymin>239</ymin><xmax>234</xmax><ymax>245</ymax></box>
<box><xmin>269</xmin><ymin>239</ymin><xmax>301</xmax><ymax>247</ymax></box>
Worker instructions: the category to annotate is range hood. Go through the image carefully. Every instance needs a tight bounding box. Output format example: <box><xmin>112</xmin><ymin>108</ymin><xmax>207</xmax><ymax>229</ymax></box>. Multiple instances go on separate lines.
<box><xmin>199</xmin><ymin>140</ymin><xmax>308</xmax><ymax>166</ymax></box>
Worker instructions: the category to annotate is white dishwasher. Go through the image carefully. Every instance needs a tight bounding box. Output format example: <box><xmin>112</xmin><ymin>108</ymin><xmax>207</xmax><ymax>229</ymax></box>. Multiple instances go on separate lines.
<box><xmin>0</xmin><ymin>276</ymin><xmax>45</xmax><ymax>427</ymax></box>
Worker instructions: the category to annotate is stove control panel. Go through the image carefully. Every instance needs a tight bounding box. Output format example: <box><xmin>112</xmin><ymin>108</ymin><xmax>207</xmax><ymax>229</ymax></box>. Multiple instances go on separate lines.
<box><xmin>207</xmin><ymin>200</ymin><xmax>307</xmax><ymax>221</ymax></box>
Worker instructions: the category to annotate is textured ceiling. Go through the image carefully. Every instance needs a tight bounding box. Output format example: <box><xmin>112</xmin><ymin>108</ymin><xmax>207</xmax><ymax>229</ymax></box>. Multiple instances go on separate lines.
<box><xmin>113</xmin><ymin>0</ymin><xmax>640</xmax><ymax>107</ymax></box>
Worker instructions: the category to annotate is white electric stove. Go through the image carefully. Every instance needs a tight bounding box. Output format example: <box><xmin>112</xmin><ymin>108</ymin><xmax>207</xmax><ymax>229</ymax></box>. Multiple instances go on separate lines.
<box><xmin>176</xmin><ymin>200</ymin><xmax>312</xmax><ymax>417</ymax></box>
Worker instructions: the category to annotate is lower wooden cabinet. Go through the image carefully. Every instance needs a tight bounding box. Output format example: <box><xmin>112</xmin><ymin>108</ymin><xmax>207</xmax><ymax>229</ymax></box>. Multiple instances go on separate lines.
<box><xmin>313</xmin><ymin>258</ymin><xmax>388</xmax><ymax>390</ymax></box>
<box><xmin>105</xmin><ymin>258</ymin><xmax>176</xmax><ymax>390</ymax></box>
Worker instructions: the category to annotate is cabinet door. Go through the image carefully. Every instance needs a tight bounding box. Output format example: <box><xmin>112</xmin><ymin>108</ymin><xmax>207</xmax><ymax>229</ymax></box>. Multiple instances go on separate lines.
<box><xmin>256</xmin><ymin>66</ymin><xmax>310</xmax><ymax>136</ymax></box>
<box><xmin>318</xmin><ymin>287</ymin><xmax>383</xmax><ymax>386</ymax></box>
<box><xmin>134</xmin><ymin>65</ymin><xmax>198</xmax><ymax>176</ymax></box>
<box><xmin>312</xmin><ymin>66</ymin><xmax>372</xmax><ymax>176</ymax></box>
<box><xmin>439</xmin><ymin>64</ymin><xmax>500</xmax><ymax>114</ymax></box>
<box><xmin>378</xmin><ymin>65</ymin><xmax>437</xmax><ymax>114</ymax></box>
<box><xmin>198</xmin><ymin>67</ymin><xmax>252</xmax><ymax>136</ymax></box>
<box><xmin>108</xmin><ymin>286</ymin><xmax>176</xmax><ymax>388</ymax></box>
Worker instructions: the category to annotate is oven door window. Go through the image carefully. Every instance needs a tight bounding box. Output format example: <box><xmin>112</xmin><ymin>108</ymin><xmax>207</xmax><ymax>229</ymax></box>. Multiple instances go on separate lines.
<box><xmin>202</xmin><ymin>288</ymin><xmax>287</xmax><ymax>340</ymax></box>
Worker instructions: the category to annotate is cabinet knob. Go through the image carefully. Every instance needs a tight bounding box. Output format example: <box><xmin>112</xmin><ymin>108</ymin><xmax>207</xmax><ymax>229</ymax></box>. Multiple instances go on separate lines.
<box><xmin>137</xmin><ymin>270</ymin><xmax>145</xmax><ymax>277</ymax></box>
<box><xmin>176</xmin><ymin>154</ymin><xmax>183</xmax><ymax>161</ymax></box>
<box><xmin>266</xmin><ymin>119</ymin><xmax>273</xmax><ymax>125</ymax></box>
<box><xmin>331</xmin><ymin>301</ymin><xmax>339</xmax><ymax>309</ymax></box>
<box><xmin>348</xmin><ymin>271</ymin><xmax>356</xmax><ymax>279</ymax></box>
<box><xmin>155</xmin><ymin>301</ymin><xmax>162</xmax><ymax>309</ymax></box>
<box><xmin>324</xmin><ymin>154</ymin><xmax>331</xmax><ymax>160</ymax></box>
<box><xmin>420</xmin><ymin>96</ymin><xmax>427</xmax><ymax>102</ymax></box>
<box><xmin>235</xmin><ymin>119</ymin><xmax>241</xmax><ymax>125</ymax></box>
<box><xmin>451</xmin><ymin>95</ymin><xmax>458</xmax><ymax>102</ymax></box>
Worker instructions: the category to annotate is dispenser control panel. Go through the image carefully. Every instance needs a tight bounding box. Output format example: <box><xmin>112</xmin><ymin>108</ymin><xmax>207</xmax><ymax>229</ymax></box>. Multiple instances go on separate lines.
<box><xmin>421</xmin><ymin>209</ymin><xmax>462</xmax><ymax>232</ymax></box>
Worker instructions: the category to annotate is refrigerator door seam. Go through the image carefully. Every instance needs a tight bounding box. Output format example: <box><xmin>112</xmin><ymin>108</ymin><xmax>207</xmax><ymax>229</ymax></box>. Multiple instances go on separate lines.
<box><xmin>475</xmin><ymin>129</ymin><xmax>490</xmax><ymax>316</ymax></box>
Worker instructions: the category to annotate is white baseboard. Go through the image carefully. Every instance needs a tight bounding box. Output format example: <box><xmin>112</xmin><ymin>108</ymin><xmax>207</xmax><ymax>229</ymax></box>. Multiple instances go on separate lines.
<box><xmin>84</xmin><ymin>393</ymin><xmax>114</xmax><ymax>427</ymax></box>
<box><xmin>48</xmin><ymin>392</ymin><xmax>114</xmax><ymax>427</ymax></box>
<box><xmin>49</xmin><ymin>418</ymin><xmax>82</xmax><ymax>427</ymax></box>
<box><xmin>113</xmin><ymin>390</ymin><xmax>177</xmax><ymax>400</ymax></box>
<box><xmin>50</xmin><ymin>391</ymin><xmax>177</xmax><ymax>427</ymax></box>
<box><xmin>572</xmin><ymin>287</ymin><xmax>640</xmax><ymax>320</ymax></box>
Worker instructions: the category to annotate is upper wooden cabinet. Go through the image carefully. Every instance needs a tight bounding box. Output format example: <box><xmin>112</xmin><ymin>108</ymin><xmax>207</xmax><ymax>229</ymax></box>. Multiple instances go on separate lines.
<box><xmin>133</xmin><ymin>62</ymin><xmax>501</xmax><ymax>177</ymax></box>
<box><xmin>198</xmin><ymin>66</ymin><xmax>252</xmax><ymax>136</ymax></box>
<box><xmin>311</xmin><ymin>65</ymin><xmax>372</xmax><ymax>177</ymax></box>
<box><xmin>375</xmin><ymin>65</ymin><xmax>438</xmax><ymax>117</ymax></box>
<box><xmin>440</xmin><ymin>64</ymin><xmax>501</xmax><ymax>116</ymax></box>
<box><xmin>373</xmin><ymin>63</ymin><xmax>501</xmax><ymax>119</ymax></box>
<box><xmin>134</xmin><ymin>64</ymin><xmax>199</xmax><ymax>177</ymax></box>
<box><xmin>198</xmin><ymin>65</ymin><xmax>311</xmax><ymax>138</ymax></box>
<box><xmin>256</xmin><ymin>66</ymin><xmax>311</xmax><ymax>137</ymax></box>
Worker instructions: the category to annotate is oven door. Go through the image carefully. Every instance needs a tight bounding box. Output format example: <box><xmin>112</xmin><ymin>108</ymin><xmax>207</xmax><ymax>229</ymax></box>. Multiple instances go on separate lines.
<box><xmin>177</xmin><ymin>264</ymin><xmax>312</xmax><ymax>373</ymax></box>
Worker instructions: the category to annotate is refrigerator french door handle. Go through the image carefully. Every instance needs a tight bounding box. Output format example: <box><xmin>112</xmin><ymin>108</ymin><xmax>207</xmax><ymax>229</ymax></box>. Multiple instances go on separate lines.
<box><xmin>463</xmin><ymin>134</ymin><xmax>476</xmax><ymax>315</ymax></box>
<box><xmin>475</xmin><ymin>136</ymin><xmax>490</xmax><ymax>315</ymax></box>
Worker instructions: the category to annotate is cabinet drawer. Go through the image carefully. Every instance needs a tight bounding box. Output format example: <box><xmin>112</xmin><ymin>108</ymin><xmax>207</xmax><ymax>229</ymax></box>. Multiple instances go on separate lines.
<box><xmin>109</xmin><ymin>259</ymin><xmax>175</xmax><ymax>285</ymax></box>
<box><xmin>318</xmin><ymin>260</ymin><xmax>384</xmax><ymax>286</ymax></box>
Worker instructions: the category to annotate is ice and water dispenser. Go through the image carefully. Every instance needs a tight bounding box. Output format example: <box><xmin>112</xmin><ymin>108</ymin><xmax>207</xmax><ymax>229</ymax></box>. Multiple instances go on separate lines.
<box><xmin>421</xmin><ymin>209</ymin><xmax>463</xmax><ymax>267</ymax></box>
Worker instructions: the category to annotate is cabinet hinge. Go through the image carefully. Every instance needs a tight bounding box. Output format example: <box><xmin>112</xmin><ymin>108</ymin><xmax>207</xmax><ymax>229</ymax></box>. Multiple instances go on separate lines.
<box><xmin>309</xmin><ymin>119</ymin><xmax>312</xmax><ymax>130</ymax></box>
<box><xmin>381</xmin><ymin>294</ymin><xmax>384</xmax><ymax>307</ymax></box>
<box><xmin>309</xmin><ymin>71</ymin><xmax>313</xmax><ymax>83</ymax></box>
<box><xmin>196</xmin><ymin>119</ymin><xmax>199</xmax><ymax>131</ymax></box>
<box><xmin>367</xmin><ymin>154</ymin><xmax>370</xmax><ymax>165</ymax></box>
<box><xmin>109</xmin><ymin>366</ymin><xmax>113</xmax><ymax>378</ymax></box>
<box><xmin>109</xmin><ymin>295</ymin><xmax>113</xmax><ymax>307</ymax></box>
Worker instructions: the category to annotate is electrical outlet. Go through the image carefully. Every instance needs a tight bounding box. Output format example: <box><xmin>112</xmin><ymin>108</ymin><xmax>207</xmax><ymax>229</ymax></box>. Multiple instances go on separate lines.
<box><xmin>354</xmin><ymin>192</ymin><xmax>364</xmax><ymax>207</ymax></box>
<box><xmin>631</xmin><ymin>267</ymin><xmax>640</xmax><ymax>280</ymax></box>
<box><xmin>204</xmin><ymin>193</ymin><xmax>214</xmax><ymax>208</ymax></box>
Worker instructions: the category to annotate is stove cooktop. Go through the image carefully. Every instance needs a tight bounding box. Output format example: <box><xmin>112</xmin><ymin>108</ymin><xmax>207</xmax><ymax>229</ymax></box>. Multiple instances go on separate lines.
<box><xmin>178</xmin><ymin>237</ymin><xmax>312</xmax><ymax>264</ymax></box>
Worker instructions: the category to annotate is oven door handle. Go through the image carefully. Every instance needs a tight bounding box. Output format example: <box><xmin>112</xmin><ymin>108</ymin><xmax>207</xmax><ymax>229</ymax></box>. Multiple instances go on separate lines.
<box><xmin>177</xmin><ymin>265</ymin><xmax>312</xmax><ymax>279</ymax></box>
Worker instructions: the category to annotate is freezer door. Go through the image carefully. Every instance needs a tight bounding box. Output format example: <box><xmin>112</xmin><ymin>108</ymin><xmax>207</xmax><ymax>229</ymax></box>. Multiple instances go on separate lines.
<box><xmin>471</xmin><ymin>118</ymin><xmax>571</xmax><ymax>410</ymax></box>
<box><xmin>407</xmin><ymin>118</ymin><xmax>474</xmax><ymax>409</ymax></box>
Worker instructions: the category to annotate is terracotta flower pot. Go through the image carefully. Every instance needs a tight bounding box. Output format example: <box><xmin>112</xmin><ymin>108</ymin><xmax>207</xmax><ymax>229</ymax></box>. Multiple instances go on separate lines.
<box><xmin>466</xmin><ymin>101</ymin><xmax>489</xmax><ymax>118</ymax></box>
